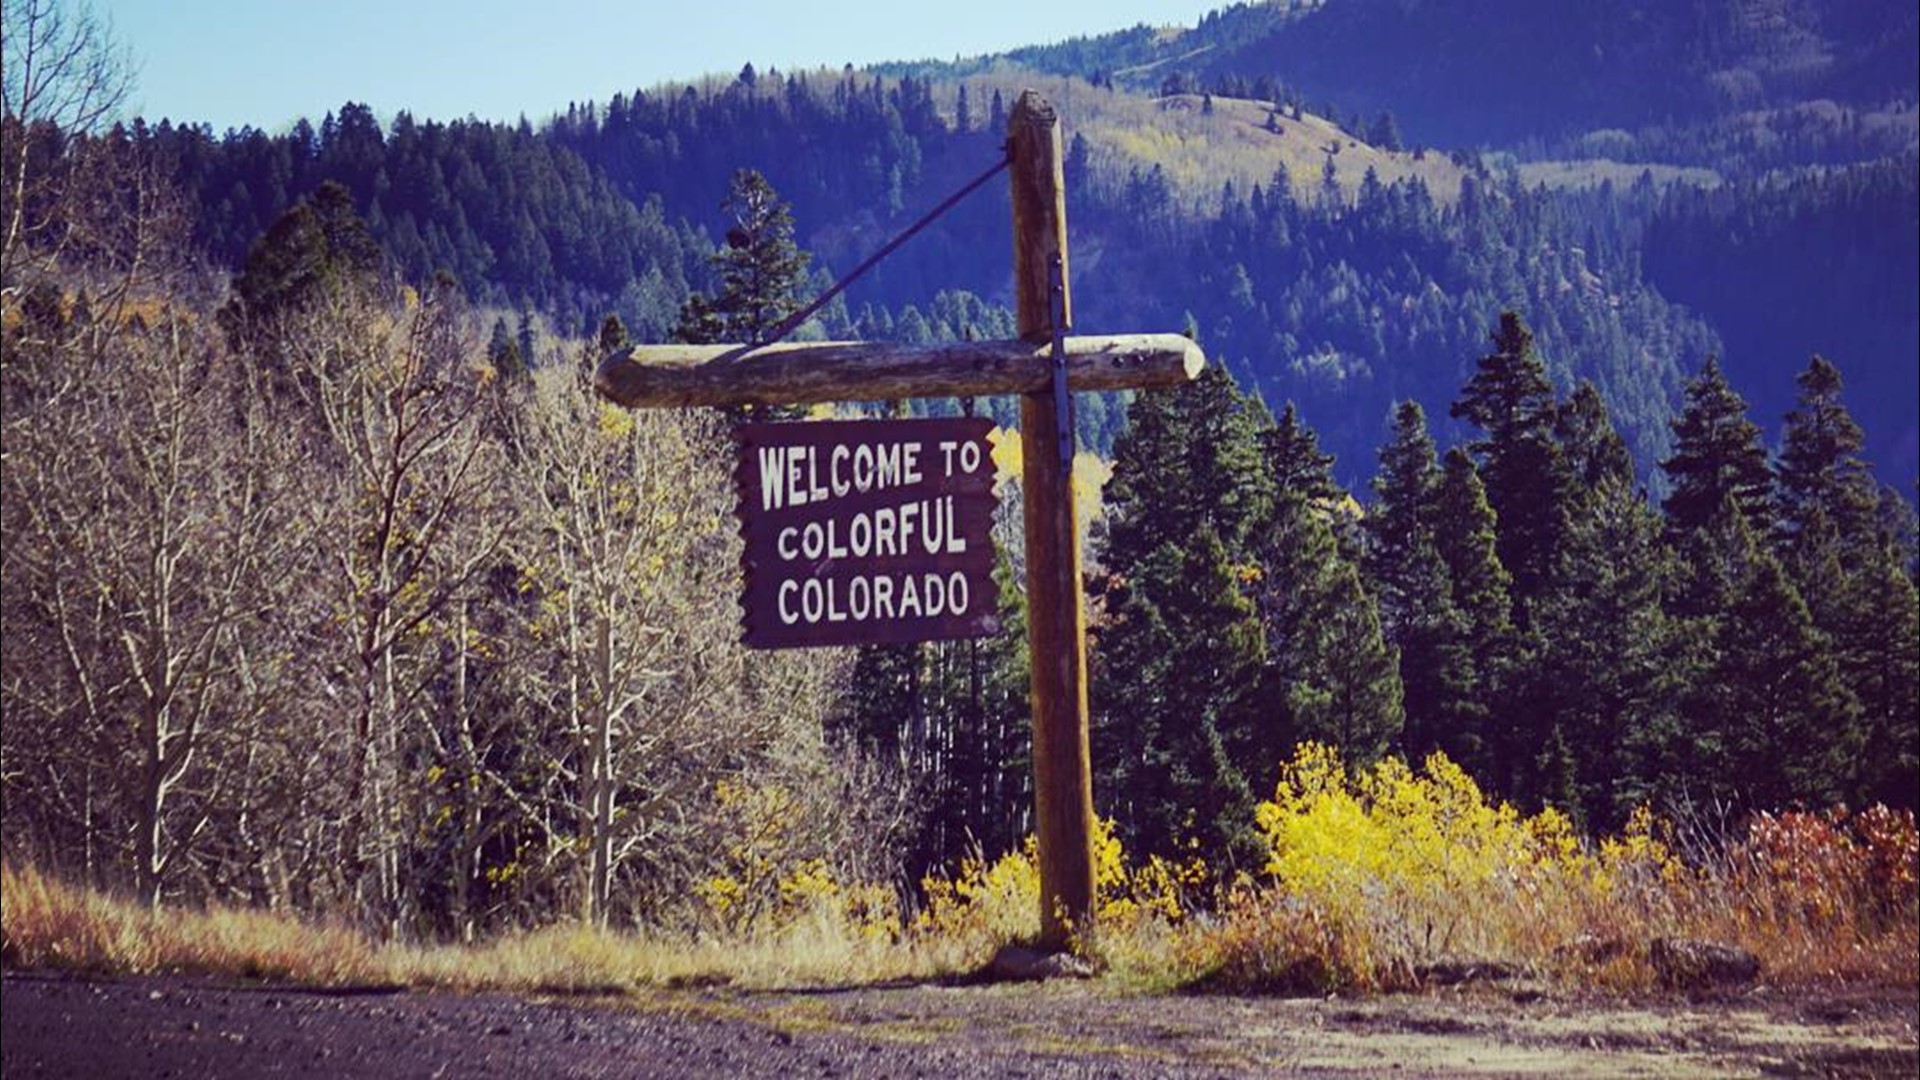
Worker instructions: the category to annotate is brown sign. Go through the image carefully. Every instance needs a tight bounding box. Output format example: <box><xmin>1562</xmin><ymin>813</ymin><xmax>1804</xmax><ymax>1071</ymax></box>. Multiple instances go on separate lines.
<box><xmin>734</xmin><ymin>417</ymin><xmax>1000</xmax><ymax>648</ymax></box>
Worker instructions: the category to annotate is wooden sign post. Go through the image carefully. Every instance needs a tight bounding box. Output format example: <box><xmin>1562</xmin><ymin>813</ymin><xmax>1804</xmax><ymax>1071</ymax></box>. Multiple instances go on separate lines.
<box><xmin>596</xmin><ymin>91</ymin><xmax>1204</xmax><ymax>953</ymax></box>
<box><xmin>1006</xmin><ymin>92</ymin><xmax>1096</xmax><ymax>954</ymax></box>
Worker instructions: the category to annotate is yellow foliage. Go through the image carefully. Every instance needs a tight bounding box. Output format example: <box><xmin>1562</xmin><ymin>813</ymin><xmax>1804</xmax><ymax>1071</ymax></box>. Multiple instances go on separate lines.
<box><xmin>699</xmin><ymin>780</ymin><xmax>903</xmax><ymax>942</ymax></box>
<box><xmin>595</xmin><ymin>401</ymin><xmax>636</xmax><ymax>439</ymax></box>
<box><xmin>915</xmin><ymin>817</ymin><xmax>1204</xmax><ymax>952</ymax></box>
<box><xmin>987</xmin><ymin>425</ymin><xmax>1021</xmax><ymax>486</ymax></box>
<box><xmin>1254</xmin><ymin>743</ymin><xmax>1682</xmax><ymax>969</ymax></box>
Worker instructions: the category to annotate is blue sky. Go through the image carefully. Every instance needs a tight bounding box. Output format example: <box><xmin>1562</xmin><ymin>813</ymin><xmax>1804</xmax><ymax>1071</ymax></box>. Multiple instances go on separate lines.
<box><xmin>95</xmin><ymin>1</ymin><xmax>1216</xmax><ymax>132</ymax></box>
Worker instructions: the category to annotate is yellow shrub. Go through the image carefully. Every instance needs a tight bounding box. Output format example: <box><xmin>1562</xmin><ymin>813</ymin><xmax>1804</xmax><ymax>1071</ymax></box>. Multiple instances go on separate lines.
<box><xmin>915</xmin><ymin>817</ymin><xmax>1206</xmax><ymax>959</ymax></box>
<box><xmin>698</xmin><ymin>781</ymin><xmax>902</xmax><ymax>942</ymax></box>
<box><xmin>1253</xmin><ymin>743</ymin><xmax>1676</xmax><ymax>969</ymax></box>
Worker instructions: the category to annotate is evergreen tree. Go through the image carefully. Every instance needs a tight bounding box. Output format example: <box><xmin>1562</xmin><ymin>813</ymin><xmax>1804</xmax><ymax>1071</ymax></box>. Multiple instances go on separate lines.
<box><xmin>222</xmin><ymin>180</ymin><xmax>381</xmax><ymax>344</ymax></box>
<box><xmin>1253</xmin><ymin>490</ymin><xmax>1404</xmax><ymax>772</ymax></box>
<box><xmin>596</xmin><ymin>312</ymin><xmax>630</xmax><ymax>356</ymax></box>
<box><xmin>1661</xmin><ymin>356</ymin><xmax>1773</xmax><ymax>540</ymax></box>
<box><xmin>1102</xmin><ymin>365</ymin><xmax>1270</xmax><ymax>571</ymax></box>
<box><xmin>1366</xmin><ymin>400</ymin><xmax>1442</xmax><ymax>630</ymax></box>
<box><xmin>1250</xmin><ymin>403</ymin><xmax>1401</xmax><ymax>775</ymax></box>
<box><xmin>1534</xmin><ymin>471</ymin><xmax>1682</xmax><ymax>828</ymax></box>
<box><xmin>1706</xmin><ymin>528</ymin><xmax>1862</xmax><ymax>810</ymax></box>
<box><xmin>942</xmin><ymin>549</ymin><xmax>1033</xmax><ymax>859</ymax></box>
<box><xmin>1450</xmin><ymin>312</ymin><xmax>1572</xmax><ymax>618</ymax></box>
<box><xmin>1265</xmin><ymin>399</ymin><xmax>1360</xmax><ymax>559</ymax></box>
<box><xmin>486</xmin><ymin>316</ymin><xmax>525</xmax><ymax>377</ymax></box>
<box><xmin>1776</xmin><ymin>355</ymin><xmax>1880</xmax><ymax>578</ymax></box>
<box><xmin>1265</xmin><ymin>400</ymin><xmax>1340</xmax><ymax>503</ymax></box>
<box><xmin>1093</xmin><ymin>526</ymin><xmax>1268</xmax><ymax>867</ymax></box>
<box><xmin>516</xmin><ymin>308</ymin><xmax>538</xmax><ymax>370</ymax></box>
<box><xmin>1557</xmin><ymin>380</ymin><xmax>1635</xmax><ymax>494</ymax></box>
<box><xmin>1095</xmin><ymin>368</ymin><xmax>1273</xmax><ymax>866</ymax></box>
<box><xmin>674</xmin><ymin>169</ymin><xmax>810</xmax><ymax>347</ymax></box>
<box><xmin>1768</xmin><ymin>356</ymin><xmax>1907</xmax><ymax>806</ymax></box>
<box><xmin>1429</xmin><ymin>448</ymin><xmax>1515</xmax><ymax>781</ymax></box>
<box><xmin>1364</xmin><ymin>401</ymin><xmax>1467</xmax><ymax>764</ymax></box>
<box><xmin>1836</xmin><ymin>544</ymin><xmax>1920</xmax><ymax>808</ymax></box>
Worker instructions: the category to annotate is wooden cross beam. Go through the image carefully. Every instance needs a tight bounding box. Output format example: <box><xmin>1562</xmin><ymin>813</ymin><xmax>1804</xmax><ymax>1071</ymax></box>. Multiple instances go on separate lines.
<box><xmin>593</xmin><ymin>334</ymin><xmax>1203</xmax><ymax>409</ymax></box>
<box><xmin>595</xmin><ymin>90</ymin><xmax>1204</xmax><ymax>954</ymax></box>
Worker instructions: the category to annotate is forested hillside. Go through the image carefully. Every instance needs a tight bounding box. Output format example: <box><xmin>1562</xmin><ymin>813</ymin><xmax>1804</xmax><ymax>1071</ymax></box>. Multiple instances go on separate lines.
<box><xmin>969</xmin><ymin>0</ymin><xmax>1920</xmax><ymax>152</ymax></box>
<box><xmin>4</xmin><ymin>0</ymin><xmax>1915</xmax><ymax>960</ymax></box>
<box><xmin>106</xmin><ymin>0</ymin><xmax>1914</xmax><ymax>484</ymax></box>
<box><xmin>120</xmin><ymin>71</ymin><xmax>1698</xmax><ymax>482</ymax></box>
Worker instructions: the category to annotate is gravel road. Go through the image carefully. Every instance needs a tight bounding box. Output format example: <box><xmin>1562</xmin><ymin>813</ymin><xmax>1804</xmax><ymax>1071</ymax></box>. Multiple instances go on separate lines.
<box><xmin>4</xmin><ymin>969</ymin><xmax>1915</xmax><ymax>1078</ymax></box>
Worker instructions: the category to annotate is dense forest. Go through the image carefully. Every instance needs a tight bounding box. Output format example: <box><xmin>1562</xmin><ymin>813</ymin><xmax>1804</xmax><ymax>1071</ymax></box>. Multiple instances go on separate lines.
<box><xmin>4</xmin><ymin>0</ymin><xmax>1916</xmax><ymax>942</ymax></box>
<box><xmin>96</xmin><ymin>26</ymin><xmax>1916</xmax><ymax>483</ymax></box>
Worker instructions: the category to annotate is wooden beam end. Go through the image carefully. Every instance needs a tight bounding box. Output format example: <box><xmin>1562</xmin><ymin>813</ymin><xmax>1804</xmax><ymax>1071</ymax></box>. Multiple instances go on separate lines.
<box><xmin>593</xmin><ymin>347</ymin><xmax>641</xmax><ymax>407</ymax></box>
<box><xmin>1179</xmin><ymin>336</ymin><xmax>1207</xmax><ymax>383</ymax></box>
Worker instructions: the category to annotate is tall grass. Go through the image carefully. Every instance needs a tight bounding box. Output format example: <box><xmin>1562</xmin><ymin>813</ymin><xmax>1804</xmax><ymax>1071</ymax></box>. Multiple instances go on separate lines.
<box><xmin>5</xmin><ymin>752</ymin><xmax>1914</xmax><ymax>997</ymax></box>
<box><xmin>0</xmin><ymin>860</ymin><xmax>968</xmax><ymax>992</ymax></box>
<box><xmin>2</xmin><ymin>861</ymin><xmax>386</xmax><ymax>984</ymax></box>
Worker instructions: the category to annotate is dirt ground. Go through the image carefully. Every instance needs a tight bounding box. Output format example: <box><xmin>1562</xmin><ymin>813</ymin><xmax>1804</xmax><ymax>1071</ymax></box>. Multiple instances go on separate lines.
<box><xmin>3</xmin><ymin>968</ymin><xmax>1915</xmax><ymax>1079</ymax></box>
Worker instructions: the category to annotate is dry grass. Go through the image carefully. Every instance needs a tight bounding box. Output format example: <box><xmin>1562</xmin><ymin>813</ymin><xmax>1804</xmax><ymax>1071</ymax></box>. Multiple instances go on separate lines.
<box><xmin>7</xmin><ymin>779</ymin><xmax>1914</xmax><ymax>999</ymax></box>
<box><xmin>1</xmin><ymin>861</ymin><xmax>975</xmax><ymax>994</ymax></box>
<box><xmin>927</xmin><ymin>69</ymin><xmax>1471</xmax><ymax>214</ymax></box>
<box><xmin>1</xmin><ymin>861</ymin><xmax>386</xmax><ymax>985</ymax></box>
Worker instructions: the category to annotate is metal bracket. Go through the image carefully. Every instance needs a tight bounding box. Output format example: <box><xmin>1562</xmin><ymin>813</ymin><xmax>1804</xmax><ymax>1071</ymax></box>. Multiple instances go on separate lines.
<box><xmin>1048</xmin><ymin>253</ymin><xmax>1074</xmax><ymax>472</ymax></box>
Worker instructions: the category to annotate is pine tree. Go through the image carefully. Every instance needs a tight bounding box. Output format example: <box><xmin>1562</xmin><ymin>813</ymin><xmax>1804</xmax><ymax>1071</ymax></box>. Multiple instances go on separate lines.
<box><xmin>1534</xmin><ymin>472</ymin><xmax>1682</xmax><ymax>828</ymax></box>
<box><xmin>1103</xmin><ymin>364</ymin><xmax>1270</xmax><ymax>571</ymax></box>
<box><xmin>674</xmin><ymin>169</ymin><xmax>810</xmax><ymax>347</ymax></box>
<box><xmin>1093</xmin><ymin>526</ymin><xmax>1267</xmax><ymax>867</ymax></box>
<box><xmin>1252</xmin><ymin>401</ymin><xmax>1402</xmax><ymax>777</ymax></box>
<box><xmin>1095</xmin><ymin>368</ymin><xmax>1274</xmax><ymax>865</ymax></box>
<box><xmin>1661</xmin><ymin>357</ymin><xmax>1773</xmax><ymax>540</ymax></box>
<box><xmin>1429</xmin><ymin>448</ymin><xmax>1515</xmax><ymax>782</ymax></box>
<box><xmin>1159</xmin><ymin>527</ymin><xmax>1269</xmax><ymax>866</ymax></box>
<box><xmin>1364</xmin><ymin>402</ymin><xmax>1467</xmax><ymax>764</ymax></box>
<box><xmin>222</xmin><ymin>180</ymin><xmax>381</xmax><ymax>345</ymax></box>
<box><xmin>949</xmin><ymin>549</ymin><xmax>1033</xmax><ymax>858</ymax></box>
<box><xmin>597</xmin><ymin>312</ymin><xmax>630</xmax><ymax>356</ymax></box>
<box><xmin>1777</xmin><ymin>355</ymin><xmax>1878</xmax><ymax>555</ymax></box>
<box><xmin>516</xmin><ymin>308</ymin><xmax>538</xmax><ymax>370</ymax></box>
<box><xmin>486</xmin><ymin>316</ymin><xmax>525</xmax><ymax>377</ymax></box>
<box><xmin>1557</xmin><ymin>380</ymin><xmax>1635</xmax><ymax>494</ymax></box>
<box><xmin>1836</xmin><ymin>544</ymin><xmax>1920</xmax><ymax>807</ymax></box>
<box><xmin>1707</xmin><ymin>531</ymin><xmax>1861</xmax><ymax>810</ymax></box>
<box><xmin>1266</xmin><ymin>401</ymin><xmax>1340</xmax><ymax>504</ymax></box>
<box><xmin>1450</xmin><ymin>312</ymin><xmax>1572</xmax><ymax>619</ymax></box>
<box><xmin>1253</xmin><ymin>491</ymin><xmax>1404</xmax><ymax>772</ymax></box>
<box><xmin>1768</xmin><ymin>356</ymin><xmax>1909</xmax><ymax>807</ymax></box>
<box><xmin>1366</xmin><ymin>400</ymin><xmax>1441</xmax><ymax>632</ymax></box>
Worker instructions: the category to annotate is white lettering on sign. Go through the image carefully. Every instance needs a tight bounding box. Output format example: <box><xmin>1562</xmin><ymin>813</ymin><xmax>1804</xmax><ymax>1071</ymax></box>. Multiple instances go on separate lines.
<box><xmin>774</xmin><ymin>571</ymin><xmax>973</xmax><ymax>626</ymax></box>
<box><xmin>739</xmin><ymin>418</ymin><xmax>999</xmax><ymax>647</ymax></box>
<box><xmin>773</xmin><ymin>496</ymin><xmax>969</xmax><ymax>562</ymax></box>
<box><xmin>755</xmin><ymin>440</ymin><xmax>933</xmax><ymax>511</ymax></box>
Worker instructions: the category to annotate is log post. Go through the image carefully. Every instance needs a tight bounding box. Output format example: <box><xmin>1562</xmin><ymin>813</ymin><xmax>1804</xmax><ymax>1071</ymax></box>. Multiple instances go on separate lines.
<box><xmin>1009</xmin><ymin>90</ymin><xmax>1096</xmax><ymax>953</ymax></box>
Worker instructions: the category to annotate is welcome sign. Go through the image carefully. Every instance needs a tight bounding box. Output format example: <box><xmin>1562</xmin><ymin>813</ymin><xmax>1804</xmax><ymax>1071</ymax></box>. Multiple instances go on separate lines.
<box><xmin>734</xmin><ymin>417</ymin><xmax>1000</xmax><ymax>648</ymax></box>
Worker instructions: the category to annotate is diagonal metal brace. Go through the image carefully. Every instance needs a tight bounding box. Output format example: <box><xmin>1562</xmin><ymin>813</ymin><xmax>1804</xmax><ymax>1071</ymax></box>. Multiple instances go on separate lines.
<box><xmin>1048</xmin><ymin>253</ymin><xmax>1075</xmax><ymax>472</ymax></box>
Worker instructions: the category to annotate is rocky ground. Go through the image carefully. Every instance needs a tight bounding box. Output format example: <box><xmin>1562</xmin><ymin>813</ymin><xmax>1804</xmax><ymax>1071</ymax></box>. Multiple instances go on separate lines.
<box><xmin>3</xmin><ymin>968</ymin><xmax>1915</xmax><ymax>1078</ymax></box>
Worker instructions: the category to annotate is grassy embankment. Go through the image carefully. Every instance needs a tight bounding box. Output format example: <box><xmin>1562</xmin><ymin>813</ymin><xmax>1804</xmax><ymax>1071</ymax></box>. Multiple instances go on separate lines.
<box><xmin>5</xmin><ymin>745</ymin><xmax>1914</xmax><ymax>996</ymax></box>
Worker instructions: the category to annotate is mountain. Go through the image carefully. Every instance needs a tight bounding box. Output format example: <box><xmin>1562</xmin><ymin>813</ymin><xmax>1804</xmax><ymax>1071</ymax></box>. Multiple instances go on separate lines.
<box><xmin>953</xmin><ymin>0</ymin><xmax>1920</xmax><ymax>156</ymax></box>
<box><xmin>126</xmin><ymin>0</ymin><xmax>1918</xmax><ymax>485</ymax></box>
